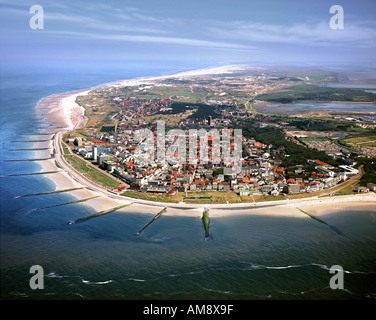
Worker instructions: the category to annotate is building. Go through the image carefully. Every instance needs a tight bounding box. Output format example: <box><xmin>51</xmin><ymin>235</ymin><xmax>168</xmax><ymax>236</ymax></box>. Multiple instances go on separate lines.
<box><xmin>366</xmin><ymin>183</ymin><xmax>376</xmax><ymax>192</ymax></box>
<box><xmin>97</xmin><ymin>154</ymin><xmax>109</xmax><ymax>167</ymax></box>
<box><xmin>260</xmin><ymin>184</ymin><xmax>273</xmax><ymax>194</ymax></box>
<box><xmin>239</xmin><ymin>189</ymin><xmax>250</xmax><ymax>196</ymax></box>
<box><xmin>79</xmin><ymin>145</ymin><xmax>93</xmax><ymax>158</ymax></box>
<box><xmin>270</xmin><ymin>189</ymin><xmax>279</xmax><ymax>196</ymax></box>
<box><xmin>355</xmin><ymin>186</ymin><xmax>369</xmax><ymax>193</ymax></box>
<box><xmin>316</xmin><ymin>166</ymin><xmax>335</xmax><ymax>177</ymax></box>
<box><xmin>142</xmin><ymin>185</ymin><xmax>170</xmax><ymax>193</ymax></box>
<box><xmin>74</xmin><ymin>137</ymin><xmax>83</xmax><ymax>147</ymax></box>
<box><xmin>103</xmin><ymin>160</ymin><xmax>116</xmax><ymax>173</ymax></box>
<box><xmin>93</xmin><ymin>146</ymin><xmax>110</xmax><ymax>161</ymax></box>
<box><xmin>284</xmin><ymin>184</ymin><xmax>301</xmax><ymax>194</ymax></box>
<box><xmin>339</xmin><ymin>165</ymin><xmax>359</xmax><ymax>175</ymax></box>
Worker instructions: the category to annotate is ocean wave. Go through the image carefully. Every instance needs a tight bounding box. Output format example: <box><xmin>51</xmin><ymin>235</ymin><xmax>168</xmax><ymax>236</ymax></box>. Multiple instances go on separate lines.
<box><xmin>310</xmin><ymin>263</ymin><xmax>374</xmax><ymax>274</ymax></box>
<box><xmin>9</xmin><ymin>291</ymin><xmax>28</xmax><ymax>298</ymax></box>
<box><xmin>246</xmin><ymin>263</ymin><xmax>374</xmax><ymax>274</ymax></box>
<box><xmin>46</xmin><ymin>272</ymin><xmax>69</xmax><ymax>279</ymax></box>
<box><xmin>127</xmin><ymin>278</ymin><xmax>146</xmax><ymax>282</ymax></box>
<box><xmin>82</xmin><ymin>279</ymin><xmax>113</xmax><ymax>285</ymax></box>
<box><xmin>202</xmin><ymin>287</ymin><xmax>232</xmax><ymax>295</ymax></box>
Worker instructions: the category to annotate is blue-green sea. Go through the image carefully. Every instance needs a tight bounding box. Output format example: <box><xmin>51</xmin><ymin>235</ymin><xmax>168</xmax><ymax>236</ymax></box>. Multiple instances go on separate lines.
<box><xmin>1</xmin><ymin>64</ymin><xmax>375</xmax><ymax>300</ymax></box>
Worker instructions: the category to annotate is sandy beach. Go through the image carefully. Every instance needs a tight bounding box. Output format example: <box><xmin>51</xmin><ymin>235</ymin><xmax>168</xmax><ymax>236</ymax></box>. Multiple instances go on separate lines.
<box><xmin>33</xmin><ymin>67</ymin><xmax>376</xmax><ymax>218</ymax></box>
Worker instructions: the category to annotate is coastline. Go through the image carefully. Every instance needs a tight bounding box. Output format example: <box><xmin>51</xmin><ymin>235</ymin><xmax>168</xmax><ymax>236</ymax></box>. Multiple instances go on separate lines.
<box><xmin>33</xmin><ymin>67</ymin><xmax>376</xmax><ymax>218</ymax></box>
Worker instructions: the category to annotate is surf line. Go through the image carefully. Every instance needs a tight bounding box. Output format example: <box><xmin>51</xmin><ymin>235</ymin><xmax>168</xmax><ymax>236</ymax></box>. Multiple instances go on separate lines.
<box><xmin>136</xmin><ymin>207</ymin><xmax>167</xmax><ymax>235</ymax></box>
<box><xmin>296</xmin><ymin>207</ymin><xmax>343</xmax><ymax>235</ymax></box>
<box><xmin>68</xmin><ymin>203</ymin><xmax>132</xmax><ymax>224</ymax></box>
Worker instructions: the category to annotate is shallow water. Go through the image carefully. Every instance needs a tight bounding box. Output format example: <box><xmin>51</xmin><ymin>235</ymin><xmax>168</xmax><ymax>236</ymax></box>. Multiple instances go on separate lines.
<box><xmin>255</xmin><ymin>102</ymin><xmax>376</xmax><ymax>114</ymax></box>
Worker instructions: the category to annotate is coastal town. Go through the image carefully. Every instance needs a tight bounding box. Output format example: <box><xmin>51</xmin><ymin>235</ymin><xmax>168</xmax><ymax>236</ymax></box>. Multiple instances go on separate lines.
<box><xmin>65</xmin><ymin>89</ymin><xmax>376</xmax><ymax>200</ymax></box>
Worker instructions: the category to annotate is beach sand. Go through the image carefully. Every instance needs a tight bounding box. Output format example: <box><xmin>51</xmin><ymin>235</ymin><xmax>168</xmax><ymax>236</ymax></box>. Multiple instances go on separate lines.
<box><xmin>32</xmin><ymin>67</ymin><xmax>376</xmax><ymax>218</ymax></box>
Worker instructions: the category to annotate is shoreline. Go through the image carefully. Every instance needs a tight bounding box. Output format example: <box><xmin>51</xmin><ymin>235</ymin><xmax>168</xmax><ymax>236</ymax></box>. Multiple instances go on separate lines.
<box><xmin>34</xmin><ymin>66</ymin><xmax>376</xmax><ymax>218</ymax></box>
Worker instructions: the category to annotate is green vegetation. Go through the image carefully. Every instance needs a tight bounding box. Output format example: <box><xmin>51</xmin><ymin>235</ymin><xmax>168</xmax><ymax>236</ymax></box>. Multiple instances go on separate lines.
<box><xmin>342</xmin><ymin>134</ymin><xmax>376</xmax><ymax>148</ymax></box>
<box><xmin>296</xmin><ymin>207</ymin><xmax>327</xmax><ymax>224</ymax></box>
<box><xmin>202</xmin><ymin>209</ymin><xmax>210</xmax><ymax>238</ymax></box>
<box><xmin>358</xmin><ymin>158</ymin><xmax>376</xmax><ymax>185</ymax></box>
<box><xmin>255</xmin><ymin>84</ymin><xmax>376</xmax><ymax>103</ymax></box>
<box><xmin>100</xmin><ymin>125</ymin><xmax>115</xmax><ymax>132</ymax></box>
<box><xmin>238</xmin><ymin>119</ymin><xmax>340</xmax><ymax>167</ymax></box>
<box><xmin>63</xmin><ymin>153</ymin><xmax>121</xmax><ymax>188</ymax></box>
<box><xmin>122</xmin><ymin>191</ymin><xmax>182</xmax><ymax>203</ymax></box>
<box><xmin>61</xmin><ymin>142</ymin><xmax>72</xmax><ymax>155</ymax></box>
<box><xmin>123</xmin><ymin>190</ymin><xmax>246</xmax><ymax>204</ymax></box>
<box><xmin>76</xmin><ymin>94</ymin><xmax>120</xmax><ymax>129</ymax></box>
<box><xmin>271</xmin><ymin>114</ymin><xmax>372</xmax><ymax>133</ymax></box>
<box><xmin>116</xmin><ymin>83</ymin><xmax>211</xmax><ymax>102</ymax></box>
<box><xmin>158</xmin><ymin>101</ymin><xmax>223</xmax><ymax>119</ymax></box>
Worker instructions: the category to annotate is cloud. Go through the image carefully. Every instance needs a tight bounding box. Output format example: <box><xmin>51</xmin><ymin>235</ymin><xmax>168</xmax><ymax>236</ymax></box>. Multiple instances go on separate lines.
<box><xmin>207</xmin><ymin>19</ymin><xmax>376</xmax><ymax>48</ymax></box>
<box><xmin>47</xmin><ymin>30</ymin><xmax>261</xmax><ymax>51</ymax></box>
<box><xmin>44</xmin><ymin>11</ymin><xmax>168</xmax><ymax>34</ymax></box>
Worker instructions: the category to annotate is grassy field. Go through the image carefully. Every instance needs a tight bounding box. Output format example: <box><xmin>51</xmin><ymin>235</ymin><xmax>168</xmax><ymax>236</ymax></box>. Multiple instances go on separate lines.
<box><xmin>255</xmin><ymin>84</ymin><xmax>376</xmax><ymax>103</ymax></box>
<box><xmin>63</xmin><ymin>153</ymin><xmax>121</xmax><ymax>188</ymax></box>
<box><xmin>61</xmin><ymin>142</ymin><xmax>71</xmax><ymax>155</ymax></box>
<box><xmin>185</xmin><ymin>191</ymin><xmax>242</xmax><ymax>204</ymax></box>
<box><xmin>76</xmin><ymin>94</ymin><xmax>119</xmax><ymax>130</ymax></box>
<box><xmin>122</xmin><ymin>190</ymin><xmax>245</xmax><ymax>204</ymax></box>
<box><xmin>122</xmin><ymin>190</ymin><xmax>289</xmax><ymax>204</ymax></box>
<box><xmin>342</xmin><ymin>134</ymin><xmax>376</xmax><ymax>148</ymax></box>
<box><xmin>122</xmin><ymin>191</ymin><xmax>184</xmax><ymax>203</ymax></box>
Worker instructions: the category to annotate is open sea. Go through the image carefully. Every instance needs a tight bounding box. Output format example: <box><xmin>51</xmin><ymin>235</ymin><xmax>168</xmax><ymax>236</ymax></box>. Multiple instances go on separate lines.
<box><xmin>1</xmin><ymin>63</ymin><xmax>376</xmax><ymax>300</ymax></box>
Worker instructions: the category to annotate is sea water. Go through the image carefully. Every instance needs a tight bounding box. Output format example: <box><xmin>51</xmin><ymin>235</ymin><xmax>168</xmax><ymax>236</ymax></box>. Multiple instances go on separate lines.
<box><xmin>1</xmin><ymin>64</ymin><xmax>375</xmax><ymax>300</ymax></box>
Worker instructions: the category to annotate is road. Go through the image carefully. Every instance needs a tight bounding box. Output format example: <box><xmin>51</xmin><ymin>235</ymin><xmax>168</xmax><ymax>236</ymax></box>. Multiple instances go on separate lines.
<box><xmin>333</xmin><ymin>137</ymin><xmax>361</xmax><ymax>155</ymax></box>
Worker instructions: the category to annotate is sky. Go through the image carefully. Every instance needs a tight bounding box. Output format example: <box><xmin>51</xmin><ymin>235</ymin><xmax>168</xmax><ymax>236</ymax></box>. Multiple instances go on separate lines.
<box><xmin>1</xmin><ymin>0</ymin><xmax>376</xmax><ymax>70</ymax></box>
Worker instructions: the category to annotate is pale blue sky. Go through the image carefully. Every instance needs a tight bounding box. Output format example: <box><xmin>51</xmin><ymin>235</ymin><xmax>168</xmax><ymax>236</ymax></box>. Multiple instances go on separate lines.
<box><xmin>1</xmin><ymin>0</ymin><xmax>375</xmax><ymax>69</ymax></box>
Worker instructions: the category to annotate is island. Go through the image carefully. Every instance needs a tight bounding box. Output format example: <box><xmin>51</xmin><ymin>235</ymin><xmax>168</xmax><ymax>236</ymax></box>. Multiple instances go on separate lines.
<box><xmin>35</xmin><ymin>65</ymin><xmax>376</xmax><ymax>221</ymax></box>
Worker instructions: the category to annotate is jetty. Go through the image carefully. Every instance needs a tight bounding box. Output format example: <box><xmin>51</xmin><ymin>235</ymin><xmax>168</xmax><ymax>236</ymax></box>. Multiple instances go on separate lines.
<box><xmin>297</xmin><ymin>208</ymin><xmax>343</xmax><ymax>235</ymax></box>
<box><xmin>15</xmin><ymin>187</ymin><xmax>84</xmax><ymax>198</ymax></box>
<box><xmin>68</xmin><ymin>203</ymin><xmax>132</xmax><ymax>224</ymax></box>
<box><xmin>29</xmin><ymin>196</ymin><xmax>99</xmax><ymax>213</ymax></box>
<box><xmin>202</xmin><ymin>208</ymin><xmax>211</xmax><ymax>239</ymax></box>
<box><xmin>137</xmin><ymin>207</ymin><xmax>167</xmax><ymax>235</ymax></box>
